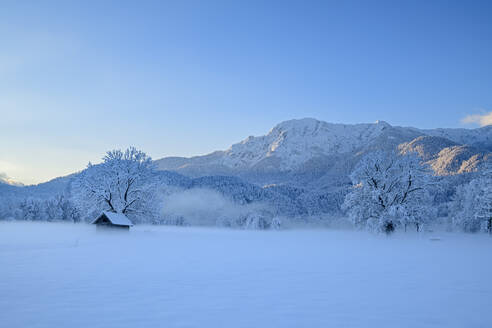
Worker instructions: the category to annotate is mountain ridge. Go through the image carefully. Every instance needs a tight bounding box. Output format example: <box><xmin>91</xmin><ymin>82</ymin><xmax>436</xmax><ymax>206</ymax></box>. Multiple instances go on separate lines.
<box><xmin>155</xmin><ymin>118</ymin><xmax>492</xmax><ymax>181</ymax></box>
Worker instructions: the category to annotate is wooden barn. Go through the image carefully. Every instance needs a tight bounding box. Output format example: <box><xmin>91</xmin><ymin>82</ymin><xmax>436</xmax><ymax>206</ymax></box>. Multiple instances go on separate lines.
<box><xmin>91</xmin><ymin>211</ymin><xmax>134</xmax><ymax>230</ymax></box>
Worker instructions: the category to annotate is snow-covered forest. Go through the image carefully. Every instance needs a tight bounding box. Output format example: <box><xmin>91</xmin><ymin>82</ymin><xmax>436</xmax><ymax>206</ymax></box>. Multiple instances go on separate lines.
<box><xmin>2</xmin><ymin>119</ymin><xmax>491</xmax><ymax>234</ymax></box>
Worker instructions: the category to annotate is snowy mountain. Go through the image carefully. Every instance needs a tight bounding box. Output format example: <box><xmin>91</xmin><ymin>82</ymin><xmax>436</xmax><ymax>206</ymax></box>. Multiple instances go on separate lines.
<box><xmin>157</xmin><ymin>119</ymin><xmax>393</xmax><ymax>173</ymax></box>
<box><xmin>156</xmin><ymin>118</ymin><xmax>492</xmax><ymax>182</ymax></box>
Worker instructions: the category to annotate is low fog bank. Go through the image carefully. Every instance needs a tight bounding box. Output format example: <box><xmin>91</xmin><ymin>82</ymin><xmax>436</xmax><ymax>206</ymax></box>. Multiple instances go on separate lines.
<box><xmin>162</xmin><ymin>188</ymin><xmax>269</xmax><ymax>226</ymax></box>
<box><xmin>160</xmin><ymin>188</ymin><xmax>293</xmax><ymax>229</ymax></box>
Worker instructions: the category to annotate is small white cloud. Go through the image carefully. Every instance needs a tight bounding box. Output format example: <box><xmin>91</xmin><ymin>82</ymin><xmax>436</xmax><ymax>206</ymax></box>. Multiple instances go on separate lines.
<box><xmin>461</xmin><ymin>111</ymin><xmax>492</xmax><ymax>127</ymax></box>
<box><xmin>0</xmin><ymin>172</ymin><xmax>11</xmax><ymax>184</ymax></box>
<box><xmin>0</xmin><ymin>172</ymin><xmax>23</xmax><ymax>186</ymax></box>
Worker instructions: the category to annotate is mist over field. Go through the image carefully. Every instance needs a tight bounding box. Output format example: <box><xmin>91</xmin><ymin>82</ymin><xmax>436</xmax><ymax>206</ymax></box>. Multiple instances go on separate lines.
<box><xmin>162</xmin><ymin>188</ymin><xmax>270</xmax><ymax>226</ymax></box>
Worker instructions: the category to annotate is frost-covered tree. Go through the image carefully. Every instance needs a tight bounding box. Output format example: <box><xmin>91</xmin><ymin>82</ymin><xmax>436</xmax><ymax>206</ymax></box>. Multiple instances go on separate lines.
<box><xmin>243</xmin><ymin>212</ymin><xmax>270</xmax><ymax>230</ymax></box>
<box><xmin>452</xmin><ymin>164</ymin><xmax>492</xmax><ymax>233</ymax></box>
<box><xmin>476</xmin><ymin>189</ymin><xmax>492</xmax><ymax>234</ymax></box>
<box><xmin>45</xmin><ymin>197</ymin><xmax>64</xmax><ymax>221</ymax></box>
<box><xmin>72</xmin><ymin>147</ymin><xmax>159</xmax><ymax>223</ymax></box>
<box><xmin>270</xmin><ymin>216</ymin><xmax>282</xmax><ymax>230</ymax></box>
<box><xmin>342</xmin><ymin>151</ymin><xmax>433</xmax><ymax>233</ymax></box>
<box><xmin>44</xmin><ymin>195</ymin><xmax>81</xmax><ymax>222</ymax></box>
<box><xmin>18</xmin><ymin>198</ymin><xmax>44</xmax><ymax>221</ymax></box>
<box><xmin>451</xmin><ymin>180</ymin><xmax>481</xmax><ymax>232</ymax></box>
<box><xmin>0</xmin><ymin>198</ymin><xmax>15</xmax><ymax>220</ymax></box>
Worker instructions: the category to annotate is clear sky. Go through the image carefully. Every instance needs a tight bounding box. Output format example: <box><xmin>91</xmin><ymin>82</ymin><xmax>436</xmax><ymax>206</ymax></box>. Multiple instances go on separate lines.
<box><xmin>1</xmin><ymin>0</ymin><xmax>492</xmax><ymax>184</ymax></box>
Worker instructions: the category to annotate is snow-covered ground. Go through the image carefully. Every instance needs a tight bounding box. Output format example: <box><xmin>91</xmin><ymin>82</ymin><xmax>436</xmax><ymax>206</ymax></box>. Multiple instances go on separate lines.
<box><xmin>1</xmin><ymin>222</ymin><xmax>491</xmax><ymax>328</ymax></box>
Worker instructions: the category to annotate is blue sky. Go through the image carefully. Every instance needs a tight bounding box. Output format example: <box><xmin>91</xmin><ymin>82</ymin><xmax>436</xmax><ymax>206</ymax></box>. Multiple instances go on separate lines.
<box><xmin>1</xmin><ymin>0</ymin><xmax>492</xmax><ymax>184</ymax></box>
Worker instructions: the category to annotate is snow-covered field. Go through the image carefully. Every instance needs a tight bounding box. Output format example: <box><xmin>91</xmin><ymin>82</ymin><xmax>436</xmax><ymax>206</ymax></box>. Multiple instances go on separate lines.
<box><xmin>1</xmin><ymin>222</ymin><xmax>491</xmax><ymax>328</ymax></box>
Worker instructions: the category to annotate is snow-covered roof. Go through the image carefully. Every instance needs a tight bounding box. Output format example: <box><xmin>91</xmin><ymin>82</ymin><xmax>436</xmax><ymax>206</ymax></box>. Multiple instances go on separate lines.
<box><xmin>91</xmin><ymin>211</ymin><xmax>134</xmax><ymax>226</ymax></box>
